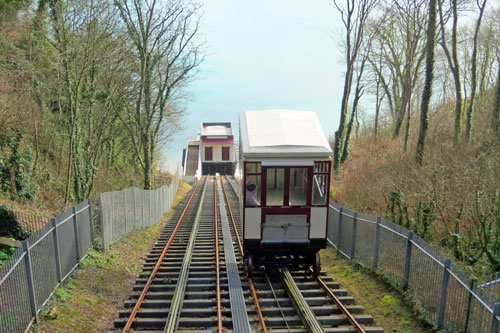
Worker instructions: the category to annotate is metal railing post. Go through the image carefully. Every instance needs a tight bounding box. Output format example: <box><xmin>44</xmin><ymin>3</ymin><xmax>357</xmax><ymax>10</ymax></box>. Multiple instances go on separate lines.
<box><xmin>87</xmin><ymin>199</ymin><xmax>93</xmax><ymax>246</ymax></box>
<box><xmin>403</xmin><ymin>231</ymin><xmax>413</xmax><ymax>291</ymax></box>
<box><xmin>110</xmin><ymin>192</ymin><xmax>115</xmax><ymax>246</ymax></box>
<box><xmin>337</xmin><ymin>207</ymin><xmax>343</xmax><ymax>254</ymax></box>
<box><xmin>72</xmin><ymin>206</ymin><xmax>80</xmax><ymax>261</ymax></box>
<box><xmin>141</xmin><ymin>190</ymin><xmax>145</xmax><ymax>228</ymax></box>
<box><xmin>373</xmin><ymin>216</ymin><xmax>381</xmax><ymax>269</ymax></box>
<box><xmin>490</xmin><ymin>303</ymin><xmax>500</xmax><ymax>333</ymax></box>
<box><xmin>350</xmin><ymin>212</ymin><xmax>357</xmax><ymax>260</ymax></box>
<box><xmin>133</xmin><ymin>188</ymin><xmax>137</xmax><ymax>230</ymax></box>
<box><xmin>51</xmin><ymin>218</ymin><xmax>62</xmax><ymax>282</ymax></box>
<box><xmin>437</xmin><ymin>258</ymin><xmax>452</xmax><ymax>328</ymax></box>
<box><xmin>22</xmin><ymin>240</ymin><xmax>37</xmax><ymax>319</ymax></box>
<box><xmin>99</xmin><ymin>196</ymin><xmax>106</xmax><ymax>250</ymax></box>
<box><xmin>465</xmin><ymin>278</ymin><xmax>476</xmax><ymax>332</ymax></box>
<box><xmin>124</xmin><ymin>190</ymin><xmax>128</xmax><ymax>234</ymax></box>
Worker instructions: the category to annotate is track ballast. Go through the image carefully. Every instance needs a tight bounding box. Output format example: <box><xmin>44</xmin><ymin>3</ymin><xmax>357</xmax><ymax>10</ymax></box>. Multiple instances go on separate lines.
<box><xmin>113</xmin><ymin>175</ymin><xmax>384</xmax><ymax>332</ymax></box>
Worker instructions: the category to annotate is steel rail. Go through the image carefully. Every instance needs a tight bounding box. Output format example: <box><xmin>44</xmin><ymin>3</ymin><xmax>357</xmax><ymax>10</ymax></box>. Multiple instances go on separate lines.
<box><xmin>222</xmin><ymin>176</ymin><xmax>268</xmax><ymax>333</ymax></box>
<box><xmin>214</xmin><ymin>176</ymin><xmax>223</xmax><ymax>332</ymax></box>
<box><xmin>312</xmin><ymin>268</ymin><xmax>366</xmax><ymax>333</ymax></box>
<box><xmin>164</xmin><ymin>177</ymin><xmax>208</xmax><ymax>332</ymax></box>
<box><xmin>267</xmin><ymin>273</ymin><xmax>290</xmax><ymax>331</ymax></box>
<box><xmin>249</xmin><ymin>276</ymin><xmax>268</xmax><ymax>333</ymax></box>
<box><xmin>281</xmin><ymin>265</ymin><xmax>323</xmax><ymax>333</ymax></box>
<box><xmin>220</xmin><ymin>176</ymin><xmax>243</xmax><ymax>256</ymax></box>
<box><xmin>122</xmin><ymin>177</ymin><xmax>203</xmax><ymax>333</ymax></box>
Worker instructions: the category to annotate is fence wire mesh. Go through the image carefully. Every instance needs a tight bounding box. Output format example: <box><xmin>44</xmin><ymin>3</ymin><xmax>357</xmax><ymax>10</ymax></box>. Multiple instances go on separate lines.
<box><xmin>99</xmin><ymin>169</ymin><xmax>181</xmax><ymax>250</ymax></box>
<box><xmin>0</xmin><ymin>167</ymin><xmax>182</xmax><ymax>333</ymax></box>
<box><xmin>328</xmin><ymin>202</ymin><xmax>500</xmax><ymax>332</ymax></box>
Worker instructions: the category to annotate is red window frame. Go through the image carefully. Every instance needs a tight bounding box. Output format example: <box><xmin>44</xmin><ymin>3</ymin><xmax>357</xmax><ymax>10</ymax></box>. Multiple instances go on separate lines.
<box><xmin>243</xmin><ymin>162</ymin><xmax>262</xmax><ymax>208</ymax></box>
<box><xmin>311</xmin><ymin>160</ymin><xmax>331</xmax><ymax>207</ymax></box>
<box><xmin>205</xmin><ymin>147</ymin><xmax>213</xmax><ymax>161</ymax></box>
<box><xmin>261</xmin><ymin>166</ymin><xmax>313</xmax><ymax>207</ymax></box>
<box><xmin>222</xmin><ymin>147</ymin><xmax>230</xmax><ymax>161</ymax></box>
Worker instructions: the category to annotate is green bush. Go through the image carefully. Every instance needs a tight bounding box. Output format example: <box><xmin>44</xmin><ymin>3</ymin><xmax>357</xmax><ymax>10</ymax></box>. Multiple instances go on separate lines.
<box><xmin>0</xmin><ymin>205</ymin><xmax>29</xmax><ymax>240</ymax></box>
<box><xmin>0</xmin><ymin>130</ymin><xmax>39</xmax><ymax>202</ymax></box>
<box><xmin>0</xmin><ymin>246</ymin><xmax>16</xmax><ymax>266</ymax></box>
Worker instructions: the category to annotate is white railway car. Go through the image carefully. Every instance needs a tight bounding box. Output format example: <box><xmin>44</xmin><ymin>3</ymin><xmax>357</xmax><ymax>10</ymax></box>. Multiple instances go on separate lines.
<box><xmin>200</xmin><ymin>122</ymin><xmax>236</xmax><ymax>175</ymax></box>
<box><xmin>239</xmin><ymin>110</ymin><xmax>332</xmax><ymax>275</ymax></box>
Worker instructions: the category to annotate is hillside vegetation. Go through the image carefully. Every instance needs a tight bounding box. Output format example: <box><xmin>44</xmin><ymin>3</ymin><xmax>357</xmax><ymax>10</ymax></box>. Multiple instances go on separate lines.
<box><xmin>0</xmin><ymin>0</ymin><xmax>202</xmax><ymax>226</ymax></box>
<box><xmin>333</xmin><ymin>94</ymin><xmax>500</xmax><ymax>277</ymax></box>
<box><xmin>331</xmin><ymin>0</ymin><xmax>500</xmax><ymax>278</ymax></box>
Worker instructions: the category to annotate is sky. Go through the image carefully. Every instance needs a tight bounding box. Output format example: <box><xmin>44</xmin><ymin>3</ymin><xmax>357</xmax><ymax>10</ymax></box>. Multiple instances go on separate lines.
<box><xmin>161</xmin><ymin>0</ymin><xmax>344</xmax><ymax>168</ymax></box>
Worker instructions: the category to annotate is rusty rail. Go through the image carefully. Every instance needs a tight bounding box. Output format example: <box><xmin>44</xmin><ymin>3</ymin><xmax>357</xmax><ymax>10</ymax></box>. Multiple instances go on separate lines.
<box><xmin>222</xmin><ymin>176</ymin><xmax>268</xmax><ymax>333</ymax></box>
<box><xmin>121</xmin><ymin>177</ymin><xmax>203</xmax><ymax>333</ymax></box>
<box><xmin>312</xmin><ymin>268</ymin><xmax>366</xmax><ymax>333</ymax></box>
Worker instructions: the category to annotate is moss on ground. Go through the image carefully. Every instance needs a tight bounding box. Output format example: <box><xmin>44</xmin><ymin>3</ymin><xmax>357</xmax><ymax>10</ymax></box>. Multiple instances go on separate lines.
<box><xmin>30</xmin><ymin>181</ymin><xmax>191</xmax><ymax>333</ymax></box>
<box><xmin>321</xmin><ymin>248</ymin><xmax>434</xmax><ymax>332</ymax></box>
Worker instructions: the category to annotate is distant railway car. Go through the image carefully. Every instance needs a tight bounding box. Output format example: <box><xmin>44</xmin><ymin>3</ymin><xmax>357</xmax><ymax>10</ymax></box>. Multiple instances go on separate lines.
<box><xmin>200</xmin><ymin>122</ymin><xmax>236</xmax><ymax>175</ymax></box>
<box><xmin>239</xmin><ymin>110</ymin><xmax>332</xmax><ymax>275</ymax></box>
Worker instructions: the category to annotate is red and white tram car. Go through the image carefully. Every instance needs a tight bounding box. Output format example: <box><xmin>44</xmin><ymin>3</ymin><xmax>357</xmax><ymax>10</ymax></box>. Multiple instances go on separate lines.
<box><xmin>239</xmin><ymin>110</ymin><xmax>332</xmax><ymax>274</ymax></box>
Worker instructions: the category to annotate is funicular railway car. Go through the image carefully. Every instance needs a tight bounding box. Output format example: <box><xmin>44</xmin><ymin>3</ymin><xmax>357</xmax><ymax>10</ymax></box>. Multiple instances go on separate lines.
<box><xmin>239</xmin><ymin>110</ymin><xmax>332</xmax><ymax>275</ymax></box>
<box><xmin>200</xmin><ymin>122</ymin><xmax>236</xmax><ymax>175</ymax></box>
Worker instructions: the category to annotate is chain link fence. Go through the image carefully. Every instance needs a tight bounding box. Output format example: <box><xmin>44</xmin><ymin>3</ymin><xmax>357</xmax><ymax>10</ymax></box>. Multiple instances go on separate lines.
<box><xmin>0</xmin><ymin>166</ymin><xmax>182</xmax><ymax>333</ymax></box>
<box><xmin>328</xmin><ymin>201</ymin><xmax>500</xmax><ymax>332</ymax></box>
<box><xmin>0</xmin><ymin>199</ymin><xmax>92</xmax><ymax>333</ymax></box>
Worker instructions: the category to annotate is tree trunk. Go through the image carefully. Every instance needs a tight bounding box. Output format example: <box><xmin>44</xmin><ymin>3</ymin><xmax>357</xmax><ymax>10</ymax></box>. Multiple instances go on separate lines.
<box><xmin>465</xmin><ymin>0</ymin><xmax>487</xmax><ymax>142</ymax></box>
<box><xmin>341</xmin><ymin>79</ymin><xmax>363</xmax><ymax>163</ymax></box>
<box><xmin>143</xmin><ymin>134</ymin><xmax>154</xmax><ymax>190</ymax></box>
<box><xmin>374</xmin><ymin>75</ymin><xmax>381</xmax><ymax>141</ymax></box>
<box><xmin>493</xmin><ymin>65</ymin><xmax>500</xmax><ymax>137</ymax></box>
<box><xmin>416</xmin><ymin>0</ymin><xmax>437</xmax><ymax>165</ymax></box>
<box><xmin>452</xmin><ymin>71</ymin><xmax>463</xmax><ymax>144</ymax></box>
<box><xmin>404</xmin><ymin>97</ymin><xmax>411</xmax><ymax>152</ymax></box>
<box><xmin>334</xmin><ymin>69</ymin><xmax>353</xmax><ymax>173</ymax></box>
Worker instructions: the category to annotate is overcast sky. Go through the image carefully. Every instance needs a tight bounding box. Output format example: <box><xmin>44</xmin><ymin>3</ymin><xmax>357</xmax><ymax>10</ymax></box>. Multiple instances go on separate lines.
<box><xmin>162</xmin><ymin>0</ymin><xmax>344</xmax><ymax>167</ymax></box>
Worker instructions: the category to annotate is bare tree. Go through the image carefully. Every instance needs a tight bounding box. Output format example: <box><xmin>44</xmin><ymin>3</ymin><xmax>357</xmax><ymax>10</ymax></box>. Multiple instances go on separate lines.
<box><xmin>332</xmin><ymin>0</ymin><xmax>378</xmax><ymax>173</ymax></box>
<box><xmin>368</xmin><ymin>47</ymin><xmax>386</xmax><ymax>141</ymax></box>
<box><xmin>115</xmin><ymin>0</ymin><xmax>203</xmax><ymax>189</ymax></box>
<box><xmin>416</xmin><ymin>0</ymin><xmax>438</xmax><ymax>165</ymax></box>
<box><xmin>341</xmin><ymin>55</ymin><xmax>366</xmax><ymax>163</ymax></box>
<box><xmin>366</xmin><ymin>0</ymin><xmax>427</xmax><ymax>145</ymax></box>
<box><xmin>47</xmin><ymin>0</ymin><xmax>129</xmax><ymax>202</ymax></box>
<box><xmin>437</xmin><ymin>0</ymin><xmax>467</xmax><ymax>143</ymax></box>
<box><xmin>465</xmin><ymin>0</ymin><xmax>487</xmax><ymax>142</ymax></box>
<box><xmin>493</xmin><ymin>60</ymin><xmax>500</xmax><ymax>136</ymax></box>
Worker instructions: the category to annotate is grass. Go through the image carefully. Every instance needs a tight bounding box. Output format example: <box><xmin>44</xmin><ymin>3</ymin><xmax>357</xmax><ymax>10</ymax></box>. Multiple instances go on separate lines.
<box><xmin>30</xmin><ymin>180</ymin><xmax>191</xmax><ymax>333</ymax></box>
<box><xmin>321</xmin><ymin>247</ymin><xmax>434</xmax><ymax>332</ymax></box>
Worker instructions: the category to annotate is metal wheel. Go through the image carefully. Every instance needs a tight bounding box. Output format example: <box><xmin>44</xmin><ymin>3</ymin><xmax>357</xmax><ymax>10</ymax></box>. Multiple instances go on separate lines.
<box><xmin>313</xmin><ymin>252</ymin><xmax>321</xmax><ymax>276</ymax></box>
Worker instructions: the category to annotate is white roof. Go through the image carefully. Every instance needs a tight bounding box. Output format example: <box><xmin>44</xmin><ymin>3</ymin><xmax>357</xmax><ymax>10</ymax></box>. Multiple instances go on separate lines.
<box><xmin>200</xmin><ymin>122</ymin><xmax>232</xmax><ymax>136</ymax></box>
<box><xmin>239</xmin><ymin>110</ymin><xmax>332</xmax><ymax>158</ymax></box>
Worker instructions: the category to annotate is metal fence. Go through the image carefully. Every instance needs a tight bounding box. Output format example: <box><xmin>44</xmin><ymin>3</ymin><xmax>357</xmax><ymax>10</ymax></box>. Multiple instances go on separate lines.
<box><xmin>0</xmin><ymin>199</ymin><xmax>92</xmax><ymax>333</ymax></box>
<box><xmin>328</xmin><ymin>201</ymin><xmax>500</xmax><ymax>333</ymax></box>
<box><xmin>0</xmin><ymin>166</ymin><xmax>182</xmax><ymax>333</ymax></box>
<box><xmin>99</xmin><ymin>166</ymin><xmax>182</xmax><ymax>250</ymax></box>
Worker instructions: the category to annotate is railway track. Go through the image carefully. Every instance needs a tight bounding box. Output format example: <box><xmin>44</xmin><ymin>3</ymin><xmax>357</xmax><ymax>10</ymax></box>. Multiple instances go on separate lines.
<box><xmin>113</xmin><ymin>175</ymin><xmax>384</xmax><ymax>332</ymax></box>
